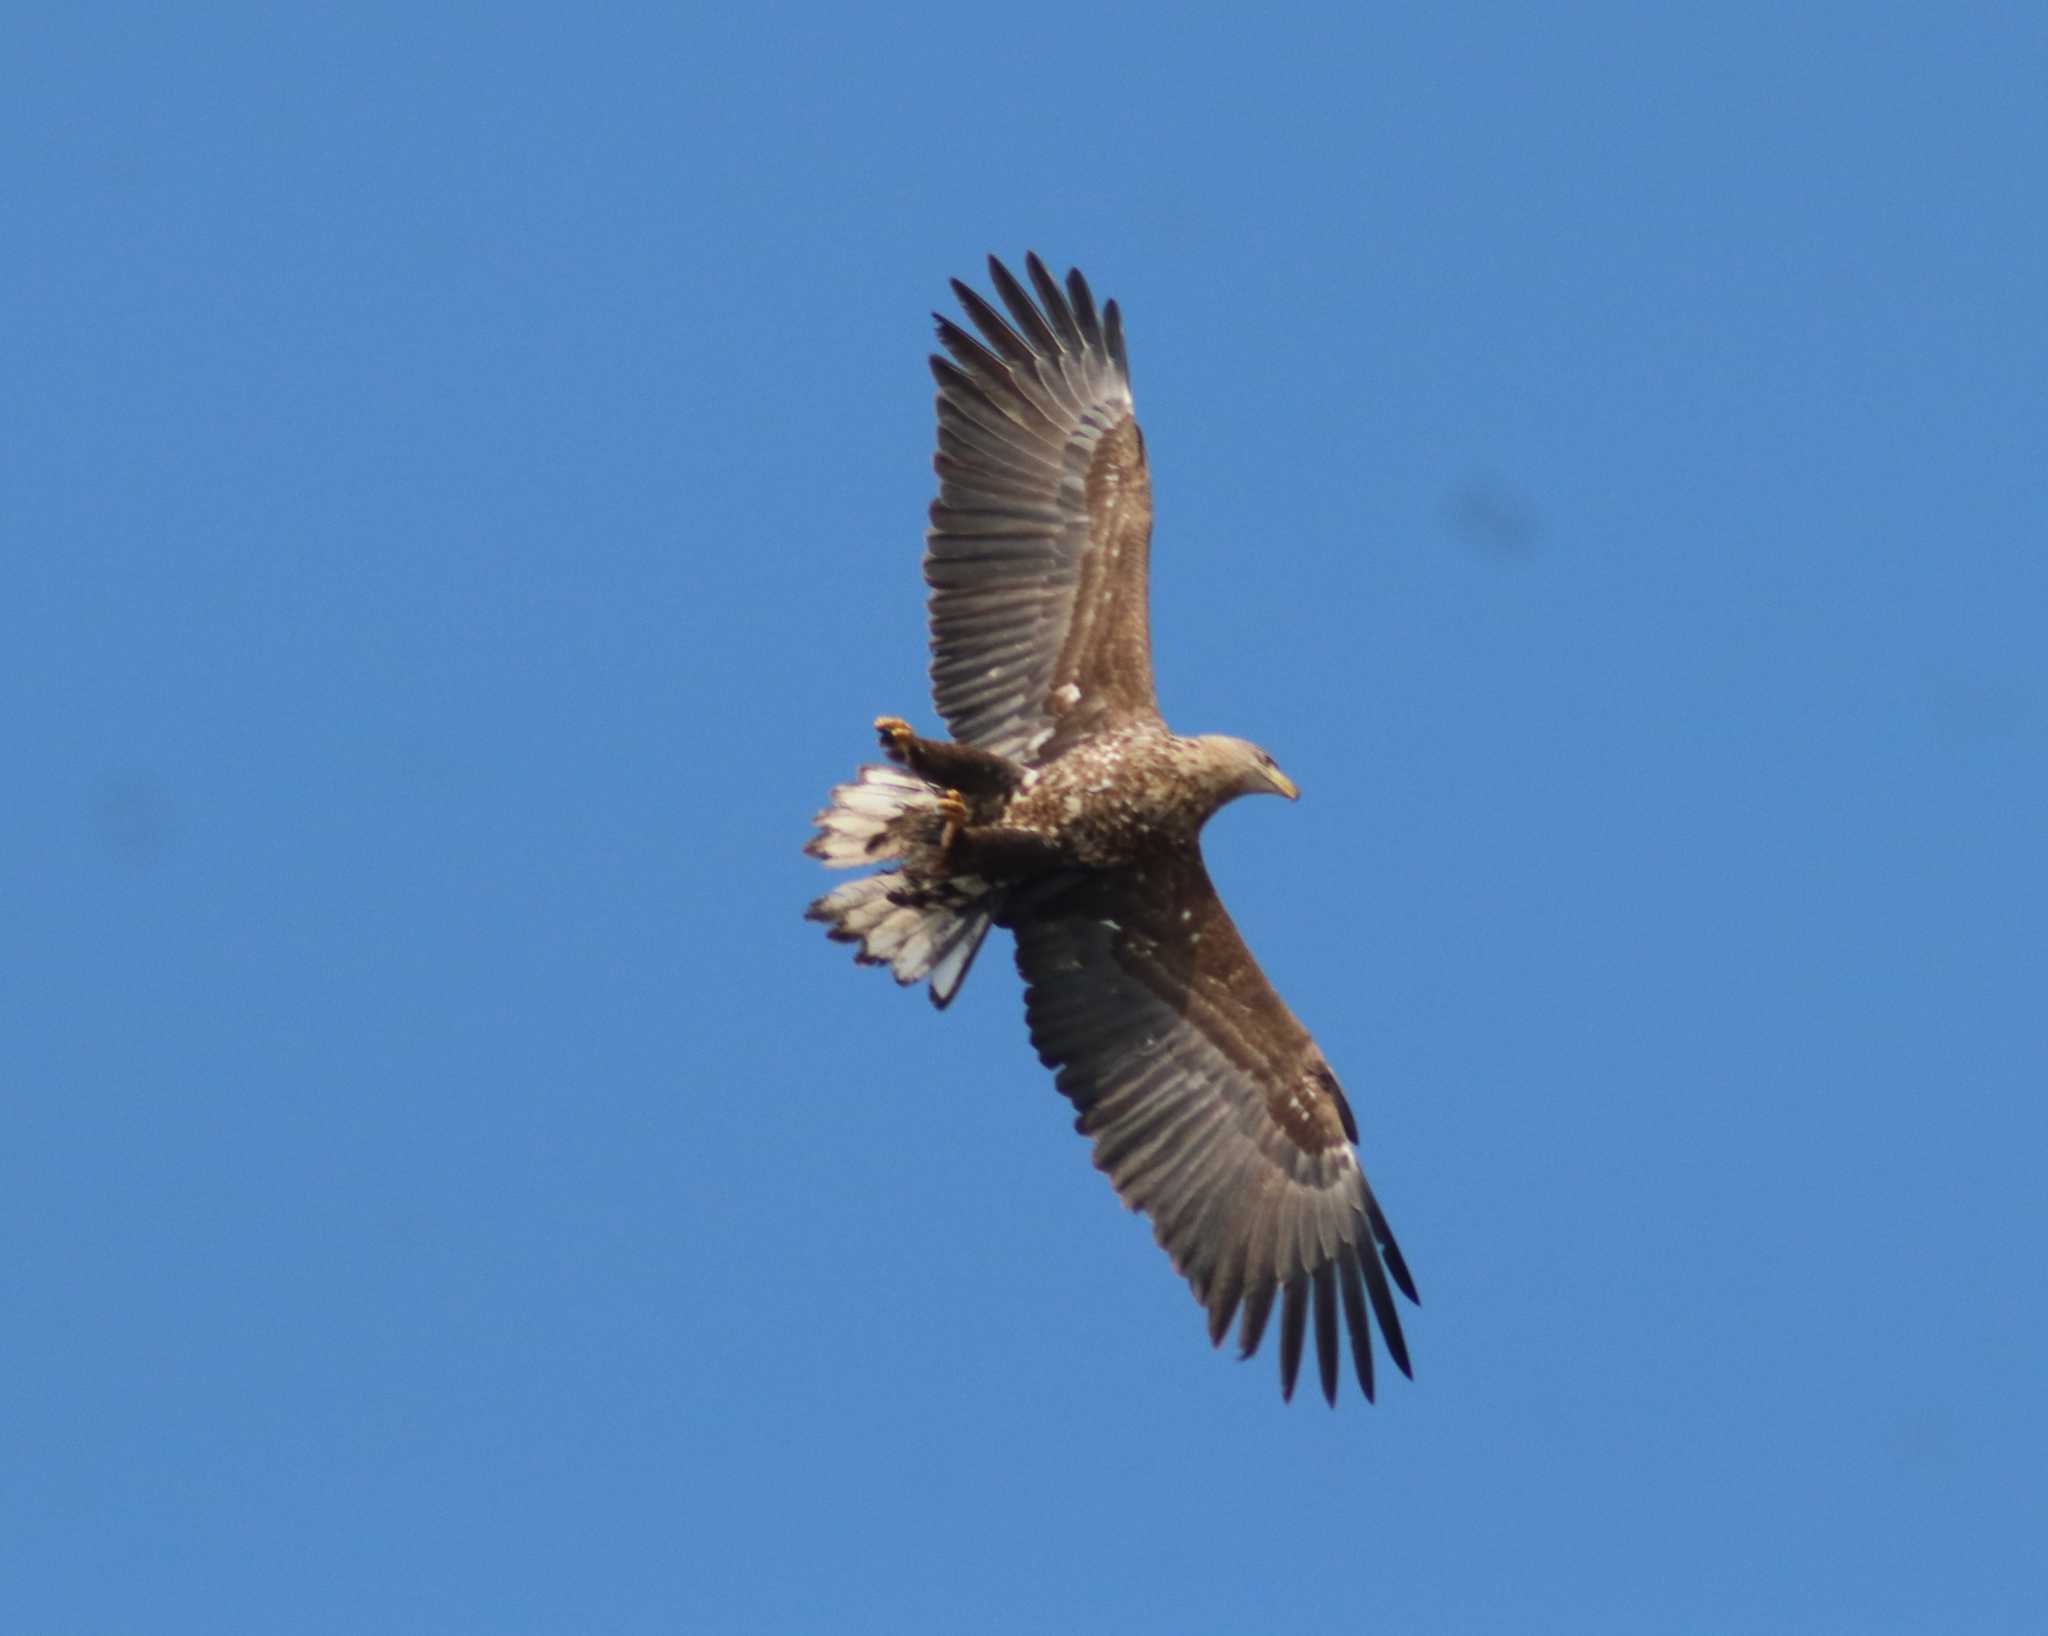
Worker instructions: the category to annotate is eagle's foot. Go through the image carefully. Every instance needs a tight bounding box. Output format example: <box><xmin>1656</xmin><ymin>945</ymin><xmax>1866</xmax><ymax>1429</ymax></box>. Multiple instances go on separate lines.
<box><xmin>874</xmin><ymin>715</ymin><xmax>915</xmax><ymax>764</ymax></box>
<box><xmin>934</xmin><ymin>789</ymin><xmax>968</xmax><ymax>855</ymax></box>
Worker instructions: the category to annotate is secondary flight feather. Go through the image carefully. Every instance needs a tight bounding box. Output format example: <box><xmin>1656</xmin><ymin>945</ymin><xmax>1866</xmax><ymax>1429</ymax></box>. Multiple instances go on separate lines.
<box><xmin>806</xmin><ymin>255</ymin><xmax>1417</xmax><ymax>1405</ymax></box>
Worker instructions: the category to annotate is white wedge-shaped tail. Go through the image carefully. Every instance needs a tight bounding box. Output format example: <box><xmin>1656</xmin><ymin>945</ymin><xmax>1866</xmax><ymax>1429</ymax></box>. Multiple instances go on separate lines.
<box><xmin>804</xmin><ymin>765</ymin><xmax>995</xmax><ymax>1008</ymax></box>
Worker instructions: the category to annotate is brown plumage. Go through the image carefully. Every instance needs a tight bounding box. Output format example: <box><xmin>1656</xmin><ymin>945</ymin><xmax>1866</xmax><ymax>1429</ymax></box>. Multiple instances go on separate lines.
<box><xmin>806</xmin><ymin>255</ymin><xmax>1416</xmax><ymax>1404</ymax></box>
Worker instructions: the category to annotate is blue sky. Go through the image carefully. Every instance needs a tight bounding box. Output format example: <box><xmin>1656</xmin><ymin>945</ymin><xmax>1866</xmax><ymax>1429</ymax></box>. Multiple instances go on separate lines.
<box><xmin>7</xmin><ymin>4</ymin><xmax>2044</xmax><ymax>1632</ymax></box>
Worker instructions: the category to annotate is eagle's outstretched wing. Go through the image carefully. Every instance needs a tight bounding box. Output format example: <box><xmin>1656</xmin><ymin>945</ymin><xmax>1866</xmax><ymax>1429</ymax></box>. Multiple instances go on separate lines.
<box><xmin>1006</xmin><ymin>848</ymin><xmax>1418</xmax><ymax>1404</ymax></box>
<box><xmin>925</xmin><ymin>255</ymin><xmax>1157</xmax><ymax>764</ymax></box>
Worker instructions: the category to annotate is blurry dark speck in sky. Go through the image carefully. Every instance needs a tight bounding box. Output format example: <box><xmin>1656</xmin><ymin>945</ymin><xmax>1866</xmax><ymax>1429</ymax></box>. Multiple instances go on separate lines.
<box><xmin>1441</xmin><ymin>472</ymin><xmax>1543</xmax><ymax>559</ymax></box>
<box><xmin>89</xmin><ymin>771</ymin><xmax>177</xmax><ymax>866</ymax></box>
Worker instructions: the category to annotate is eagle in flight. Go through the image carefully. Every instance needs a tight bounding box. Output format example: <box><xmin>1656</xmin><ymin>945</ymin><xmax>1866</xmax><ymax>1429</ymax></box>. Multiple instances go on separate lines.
<box><xmin>806</xmin><ymin>255</ymin><xmax>1416</xmax><ymax>1405</ymax></box>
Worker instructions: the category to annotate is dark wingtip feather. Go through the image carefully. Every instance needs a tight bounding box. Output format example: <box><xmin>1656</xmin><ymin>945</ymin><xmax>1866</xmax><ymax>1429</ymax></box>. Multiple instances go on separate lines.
<box><xmin>1339</xmin><ymin>1253</ymin><xmax>1377</xmax><ymax>1402</ymax></box>
<box><xmin>1237</xmin><ymin>1280</ymin><xmax>1277</xmax><ymax>1362</ymax></box>
<box><xmin>1313</xmin><ymin>1264</ymin><xmax>1340</xmax><ymax>1407</ymax></box>
<box><xmin>931</xmin><ymin>314</ymin><xmax>1010</xmax><ymax>387</ymax></box>
<box><xmin>1385</xmin><ymin>1246</ymin><xmax>1419</xmax><ymax>1306</ymax></box>
<box><xmin>1025</xmin><ymin>253</ymin><xmax>1083</xmax><ymax>352</ymax></box>
<box><xmin>951</xmin><ymin>278</ymin><xmax>1035</xmax><ymax>369</ymax></box>
<box><xmin>1104</xmin><ymin>298</ymin><xmax>1128</xmax><ymax>381</ymax></box>
<box><xmin>1205</xmin><ymin>1254</ymin><xmax>1247</xmax><ymax>1350</ymax></box>
<box><xmin>1369</xmin><ymin>1198</ymin><xmax>1420</xmax><ymax>1305</ymax></box>
<box><xmin>1203</xmin><ymin>1258</ymin><xmax>1245</xmax><ymax>1349</ymax></box>
<box><xmin>1277</xmin><ymin>1275</ymin><xmax>1309</xmax><ymax>1403</ymax></box>
<box><xmin>1362</xmin><ymin>1248</ymin><xmax>1415</xmax><ymax>1381</ymax></box>
<box><xmin>1066</xmin><ymin>266</ymin><xmax>1102</xmax><ymax>351</ymax></box>
<box><xmin>986</xmin><ymin>256</ymin><xmax>1058</xmax><ymax>358</ymax></box>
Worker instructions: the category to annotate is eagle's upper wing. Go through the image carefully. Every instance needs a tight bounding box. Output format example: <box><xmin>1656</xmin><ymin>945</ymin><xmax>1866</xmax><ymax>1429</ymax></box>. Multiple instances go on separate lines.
<box><xmin>1006</xmin><ymin>848</ymin><xmax>1418</xmax><ymax>1404</ymax></box>
<box><xmin>924</xmin><ymin>255</ymin><xmax>1158</xmax><ymax>764</ymax></box>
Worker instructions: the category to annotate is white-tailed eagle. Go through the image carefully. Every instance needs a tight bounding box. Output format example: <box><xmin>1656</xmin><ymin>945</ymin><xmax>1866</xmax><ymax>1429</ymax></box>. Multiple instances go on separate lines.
<box><xmin>807</xmin><ymin>256</ymin><xmax>1416</xmax><ymax>1405</ymax></box>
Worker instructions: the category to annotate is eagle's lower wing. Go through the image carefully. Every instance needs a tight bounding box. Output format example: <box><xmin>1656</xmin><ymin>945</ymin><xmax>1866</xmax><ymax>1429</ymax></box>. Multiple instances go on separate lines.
<box><xmin>1006</xmin><ymin>849</ymin><xmax>1417</xmax><ymax>1404</ymax></box>
<box><xmin>925</xmin><ymin>255</ymin><xmax>1157</xmax><ymax>764</ymax></box>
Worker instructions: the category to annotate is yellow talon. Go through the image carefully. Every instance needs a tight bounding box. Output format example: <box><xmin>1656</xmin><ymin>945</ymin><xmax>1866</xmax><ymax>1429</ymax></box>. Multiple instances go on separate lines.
<box><xmin>874</xmin><ymin>715</ymin><xmax>915</xmax><ymax>762</ymax></box>
<box><xmin>935</xmin><ymin>789</ymin><xmax>967</xmax><ymax>852</ymax></box>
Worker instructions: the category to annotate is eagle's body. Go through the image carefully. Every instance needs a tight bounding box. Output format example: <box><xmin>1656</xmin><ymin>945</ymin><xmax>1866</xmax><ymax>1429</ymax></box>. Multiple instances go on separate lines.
<box><xmin>1002</xmin><ymin>725</ymin><xmax>1275</xmax><ymax>864</ymax></box>
<box><xmin>806</xmin><ymin>256</ymin><xmax>1418</xmax><ymax>1405</ymax></box>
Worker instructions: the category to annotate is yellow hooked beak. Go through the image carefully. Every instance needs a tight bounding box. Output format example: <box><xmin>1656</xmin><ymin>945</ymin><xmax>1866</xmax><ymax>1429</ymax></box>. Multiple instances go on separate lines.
<box><xmin>1268</xmin><ymin>768</ymin><xmax>1300</xmax><ymax>801</ymax></box>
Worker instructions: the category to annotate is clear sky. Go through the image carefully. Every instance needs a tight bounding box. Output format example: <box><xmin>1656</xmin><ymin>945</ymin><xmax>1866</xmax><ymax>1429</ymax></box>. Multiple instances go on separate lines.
<box><xmin>7</xmin><ymin>5</ymin><xmax>2044</xmax><ymax>1632</ymax></box>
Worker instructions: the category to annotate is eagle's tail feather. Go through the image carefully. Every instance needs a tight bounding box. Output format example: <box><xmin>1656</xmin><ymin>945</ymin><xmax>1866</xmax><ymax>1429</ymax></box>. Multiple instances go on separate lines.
<box><xmin>803</xmin><ymin>764</ymin><xmax>936</xmax><ymax>868</ymax></box>
<box><xmin>805</xmin><ymin>765</ymin><xmax>997</xmax><ymax>1008</ymax></box>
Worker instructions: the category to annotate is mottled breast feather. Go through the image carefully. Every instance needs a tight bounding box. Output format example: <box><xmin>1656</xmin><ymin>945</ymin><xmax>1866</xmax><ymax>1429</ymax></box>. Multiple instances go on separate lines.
<box><xmin>924</xmin><ymin>254</ymin><xmax>1159</xmax><ymax>765</ymax></box>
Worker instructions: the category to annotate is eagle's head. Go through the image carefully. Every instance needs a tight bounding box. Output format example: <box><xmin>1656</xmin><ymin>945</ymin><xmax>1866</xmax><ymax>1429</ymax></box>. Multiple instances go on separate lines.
<box><xmin>1191</xmin><ymin>734</ymin><xmax>1301</xmax><ymax>810</ymax></box>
